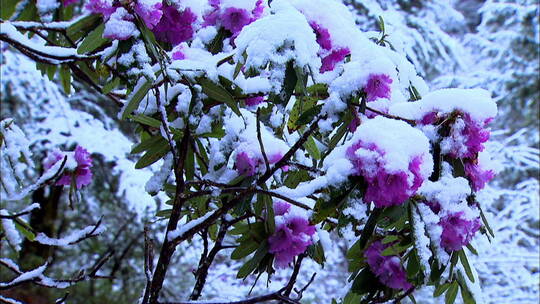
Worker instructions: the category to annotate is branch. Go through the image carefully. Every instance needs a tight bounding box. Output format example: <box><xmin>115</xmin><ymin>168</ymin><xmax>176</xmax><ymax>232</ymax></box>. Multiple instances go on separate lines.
<box><xmin>256</xmin><ymin>108</ymin><xmax>270</xmax><ymax>172</ymax></box>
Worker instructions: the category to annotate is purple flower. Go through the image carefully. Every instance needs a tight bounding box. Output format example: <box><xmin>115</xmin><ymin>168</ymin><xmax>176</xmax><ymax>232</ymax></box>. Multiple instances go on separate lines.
<box><xmin>63</xmin><ymin>0</ymin><xmax>77</xmax><ymax>6</ymax></box>
<box><xmin>235</xmin><ymin>152</ymin><xmax>257</xmax><ymax>176</ymax></box>
<box><xmin>461</xmin><ymin>114</ymin><xmax>490</xmax><ymax>158</ymax></box>
<box><xmin>273</xmin><ymin>201</ymin><xmax>291</xmax><ymax>216</ymax></box>
<box><xmin>348</xmin><ymin>108</ymin><xmax>361</xmax><ymax>132</ymax></box>
<box><xmin>464</xmin><ymin>160</ymin><xmax>495</xmax><ymax>191</ymax></box>
<box><xmin>365</xmin><ymin>74</ymin><xmax>392</xmax><ymax>102</ymax></box>
<box><xmin>44</xmin><ymin>146</ymin><xmax>93</xmax><ymax>189</ymax></box>
<box><xmin>86</xmin><ymin>0</ymin><xmax>117</xmax><ymax>17</ymax></box>
<box><xmin>221</xmin><ymin>7</ymin><xmax>251</xmax><ymax>35</ymax></box>
<box><xmin>134</xmin><ymin>0</ymin><xmax>163</xmax><ymax>30</ymax></box>
<box><xmin>152</xmin><ymin>5</ymin><xmax>196</xmax><ymax>45</ymax></box>
<box><xmin>251</xmin><ymin>0</ymin><xmax>265</xmax><ymax>20</ymax></box>
<box><xmin>440</xmin><ymin>212</ymin><xmax>481</xmax><ymax>252</ymax></box>
<box><xmin>346</xmin><ymin>142</ymin><xmax>424</xmax><ymax>207</ymax></box>
<box><xmin>310</xmin><ymin>22</ymin><xmax>332</xmax><ymax>51</ymax></box>
<box><xmin>268</xmin><ymin>204</ymin><xmax>315</xmax><ymax>268</ymax></box>
<box><xmin>424</xmin><ymin>200</ymin><xmax>441</xmax><ymax>214</ymax></box>
<box><xmin>420</xmin><ymin>112</ymin><xmax>438</xmax><ymax>125</ymax></box>
<box><xmin>320</xmin><ymin>48</ymin><xmax>350</xmax><ymax>73</ymax></box>
<box><xmin>365</xmin><ymin>241</ymin><xmax>412</xmax><ymax>290</ymax></box>
<box><xmin>172</xmin><ymin>50</ymin><xmax>185</xmax><ymax>60</ymax></box>
<box><xmin>245</xmin><ymin>96</ymin><xmax>265</xmax><ymax>106</ymax></box>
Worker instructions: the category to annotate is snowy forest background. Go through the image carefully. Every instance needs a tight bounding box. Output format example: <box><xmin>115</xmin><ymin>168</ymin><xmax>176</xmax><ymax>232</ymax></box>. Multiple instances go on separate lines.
<box><xmin>0</xmin><ymin>0</ymin><xmax>538</xmax><ymax>303</ymax></box>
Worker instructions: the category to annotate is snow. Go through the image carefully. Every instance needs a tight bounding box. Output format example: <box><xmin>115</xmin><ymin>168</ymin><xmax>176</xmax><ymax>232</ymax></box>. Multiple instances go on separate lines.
<box><xmin>233</xmin><ymin>0</ymin><xmax>321</xmax><ymax>90</ymax></box>
<box><xmin>0</xmin><ymin>23</ymin><xmax>86</xmax><ymax>60</ymax></box>
<box><xmin>168</xmin><ymin>212</ymin><xmax>213</xmax><ymax>241</ymax></box>
<box><xmin>324</xmin><ymin>116</ymin><xmax>433</xmax><ymax>178</ymax></box>
<box><xmin>0</xmin><ymin>263</ymin><xmax>46</xmax><ymax>288</ymax></box>
<box><xmin>389</xmin><ymin>88</ymin><xmax>498</xmax><ymax>122</ymax></box>
<box><xmin>0</xmin><ymin>210</ymin><xmax>23</xmax><ymax>251</ymax></box>
<box><xmin>35</xmin><ymin>224</ymin><xmax>106</xmax><ymax>247</ymax></box>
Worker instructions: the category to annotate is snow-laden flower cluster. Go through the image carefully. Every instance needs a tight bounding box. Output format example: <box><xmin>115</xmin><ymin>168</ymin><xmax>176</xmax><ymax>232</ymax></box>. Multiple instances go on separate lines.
<box><xmin>419</xmin><ymin>173</ymin><xmax>482</xmax><ymax>252</ymax></box>
<box><xmin>327</xmin><ymin>117</ymin><xmax>433</xmax><ymax>207</ymax></box>
<box><xmin>44</xmin><ymin>146</ymin><xmax>93</xmax><ymax>189</ymax></box>
<box><xmin>365</xmin><ymin>240</ymin><xmax>412</xmax><ymax>290</ymax></box>
<box><xmin>268</xmin><ymin>201</ymin><xmax>315</xmax><ymax>268</ymax></box>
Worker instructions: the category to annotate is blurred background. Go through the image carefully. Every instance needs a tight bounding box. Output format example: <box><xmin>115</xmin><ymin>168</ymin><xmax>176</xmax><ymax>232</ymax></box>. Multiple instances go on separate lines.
<box><xmin>1</xmin><ymin>0</ymin><xmax>538</xmax><ymax>303</ymax></box>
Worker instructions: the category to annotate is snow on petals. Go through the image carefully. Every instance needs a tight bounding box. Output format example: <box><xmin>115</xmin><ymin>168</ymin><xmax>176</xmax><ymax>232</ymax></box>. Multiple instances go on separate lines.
<box><xmin>330</xmin><ymin>116</ymin><xmax>433</xmax><ymax>207</ymax></box>
<box><xmin>44</xmin><ymin>146</ymin><xmax>93</xmax><ymax>189</ymax></box>
<box><xmin>268</xmin><ymin>202</ymin><xmax>315</xmax><ymax>268</ymax></box>
<box><xmin>365</xmin><ymin>240</ymin><xmax>413</xmax><ymax>290</ymax></box>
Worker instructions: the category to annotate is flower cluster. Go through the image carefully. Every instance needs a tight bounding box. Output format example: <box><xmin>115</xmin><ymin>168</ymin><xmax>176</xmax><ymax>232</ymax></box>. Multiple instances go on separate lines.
<box><xmin>235</xmin><ymin>151</ymin><xmax>286</xmax><ymax>177</ymax></box>
<box><xmin>341</xmin><ymin>117</ymin><xmax>432</xmax><ymax>207</ymax></box>
<box><xmin>268</xmin><ymin>201</ymin><xmax>315</xmax><ymax>268</ymax></box>
<box><xmin>439</xmin><ymin>211</ymin><xmax>481</xmax><ymax>252</ymax></box>
<box><xmin>44</xmin><ymin>146</ymin><xmax>93</xmax><ymax>189</ymax></box>
<box><xmin>203</xmin><ymin>0</ymin><xmax>266</xmax><ymax>37</ymax></box>
<box><xmin>309</xmin><ymin>22</ymin><xmax>350</xmax><ymax>73</ymax></box>
<box><xmin>365</xmin><ymin>240</ymin><xmax>412</xmax><ymax>290</ymax></box>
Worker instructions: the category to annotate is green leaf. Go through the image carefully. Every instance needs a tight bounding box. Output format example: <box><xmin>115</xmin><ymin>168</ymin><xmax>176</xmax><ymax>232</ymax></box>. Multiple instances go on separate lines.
<box><xmin>59</xmin><ymin>65</ymin><xmax>71</xmax><ymax>94</ymax></box>
<box><xmin>478</xmin><ymin>205</ymin><xmax>495</xmax><ymax>238</ymax></box>
<box><xmin>77</xmin><ymin>24</ymin><xmax>107</xmax><ymax>54</ymax></box>
<box><xmin>200</xmin><ymin>78</ymin><xmax>240</xmax><ymax>116</ymax></box>
<box><xmin>135</xmin><ymin>140</ymin><xmax>170</xmax><ymax>169</ymax></box>
<box><xmin>381</xmin><ymin>243</ymin><xmax>409</xmax><ymax>256</ymax></box>
<box><xmin>465</xmin><ymin>243</ymin><xmax>478</xmax><ymax>255</ymax></box>
<box><xmin>15</xmin><ymin>219</ymin><xmax>35</xmax><ymax>241</ymax></box>
<box><xmin>458</xmin><ymin>250</ymin><xmax>475</xmax><ymax>283</ymax></box>
<box><xmin>433</xmin><ymin>282</ymin><xmax>451</xmax><ymax>297</ymax></box>
<box><xmin>284</xmin><ymin>170</ymin><xmax>310</xmax><ymax>188</ymax></box>
<box><xmin>122</xmin><ymin>79</ymin><xmax>152</xmax><ymax>120</ymax></box>
<box><xmin>280</xmin><ymin>61</ymin><xmax>297</xmax><ymax>104</ymax></box>
<box><xmin>156</xmin><ymin>209</ymin><xmax>172</xmax><ymax>217</ymax></box>
<box><xmin>307</xmin><ymin>241</ymin><xmax>325</xmax><ymax>265</ymax></box>
<box><xmin>382</xmin><ymin>235</ymin><xmax>399</xmax><ymax>244</ymax></box>
<box><xmin>307</xmin><ymin>83</ymin><xmax>328</xmax><ymax>96</ymax></box>
<box><xmin>342</xmin><ymin>292</ymin><xmax>362</xmax><ymax>304</ymax></box>
<box><xmin>131</xmin><ymin>136</ymin><xmax>168</xmax><ymax>154</ymax></box>
<box><xmin>445</xmin><ymin>281</ymin><xmax>459</xmax><ymax>304</ymax></box>
<box><xmin>67</xmin><ymin>14</ymin><xmax>101</xmax><ymax>41</ymax></box>
<box><xmin>304</xmin><ymin>135</ymin><xmax>321</xmax><ymax>160</ymax></box>
<box><xmin>457</xmin><ymin>272</ymin><xmax>477</xmax><ymax>304</ymax></box>
<box><xmin>130</xmin><ymin>114</ymin><xmax>161</xmax><ymax>128</ymax></box>
<box><xmin>351</xmin><ymin>267</ymin><xmax>380</xmax><ymax>295</ymax></box>
<box><xmin>236</xmin><ymin>241</ymin><xmax>269</xmax><ymax>279</ymax></box>
<box><xmin>103</xmin><ymin>77</ymin><xmax>121</xmax><ymax>94</ymax></box>
<box><xmin>231</xmin><ymin>241</ymin><xmax>259</xmax><ymax>260</ymax></box>
<box><xmin>1</xmin><ymin>0</ymin><xmax>18</xmax><ymax>19</ymax></box>
<box><xmin>406</xmin><ymin>249</ymin><xmax>421</xmax><ymax>278</ymax></box>
<box><xmin>296</xmin><ymin>105</ymin><xmax>322</xmax><ymax>126</ymax></box>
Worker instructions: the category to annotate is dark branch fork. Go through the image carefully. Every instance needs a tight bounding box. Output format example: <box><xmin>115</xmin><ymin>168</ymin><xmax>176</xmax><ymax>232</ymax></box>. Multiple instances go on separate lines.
<box><xmin>143</xmin><ymin>117</ymin><xmax>322</xmax><ymax>303</ymax></box>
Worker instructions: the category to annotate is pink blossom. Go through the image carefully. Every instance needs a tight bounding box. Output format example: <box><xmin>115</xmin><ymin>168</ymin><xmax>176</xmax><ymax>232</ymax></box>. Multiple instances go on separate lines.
<box><xmin>365</xmin><ymin>241</ymin><xmax>412</xmax><ymax>290</ymax></box>
<box><xmin>245</xmin><ymin>96</ymin><xmax>265</xmax><ymax>106</ymax></box>
<box><xmin>235</xmin><ymin>152</ymin><xmax>257</xmax><ymax>176</ymax></box>
<box><xmin>268</xmin><ymin>203</ymin><xmax>315</xmax><ymax>268</ymax></box>
<box><xmin>310</xmin><ymin>22</ymin><xmax>332</xmax><ymax>50</ymax></box>
<box><xmin>273</xmin><ymin>201</ymin><xmax>291</xmax><ymax>216</ymax></box>
<box><xmin>251</xmin><ymin>0</ymin><xmax>265</xmax><ymax>20</ymax></box>
<box><xmin>86</xmin><ymin>0</ymin><xmax>117</xmax><ymax>17</ymax></box>
<box><xmin>134</xmin><ymin>1</ymin><xmax>163</xmax><ymax>30</ymax></box>
<box><xmin>153</xmin><ymin>5</ymin><xmax>196</xmax><ymax>45</ymax></box>
<box><xmin>221</xmin><ymin>7</ymin><xmax>251</xmax><ymax>35</ymax></box>
<box><xmin>320</xmin><ymin>48</ymin><xmax>350</xmax><ymax>73</ymax></box>
<box><xmin>440</xmin><ymin>212</ymin><xmax>481</xmax><ymax>252</ymax></box>
<box><xmin>365</xmin><ymin>74</ymin><xmax>392</xmax><ymax>102</ymax></box>
<box><xmin>44</xmin><ymin>146</ymin><xmax>93</xmax><ymax>189</ymax></box>
<box><xmin>172</xmin><ymin>50</ymin><xmax>185</xmax><ymax>60</ymax></box>
<box><xmin>460</xmin><ymin>114</ymin><xmax>491</xmax><ymax>158</ymax></box>
<box><xmin>464</xmin><ymin>160</ymin><xmax>495</xmax><ymax>191</ymax></box>
<box><xmin>63</xmin><ymin>0</ymin><xmax>77</xmax><ymax>6</ymax></box>
<box><xmin>346</xmin><ymin>142</ymin><xmax>424</xmax><ymax>207</ymax></box>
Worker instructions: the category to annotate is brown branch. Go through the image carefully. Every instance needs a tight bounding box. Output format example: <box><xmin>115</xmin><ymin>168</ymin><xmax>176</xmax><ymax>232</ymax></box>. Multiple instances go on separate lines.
<box><xmin>256</xmin><ymin>108</ymin><xmax>270</xmax><ymax>172</ymax></box>
<box><xmin>143</xmin><ymin>127</ymin><xmax>191</xmax><ymax>304</ymax></box>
